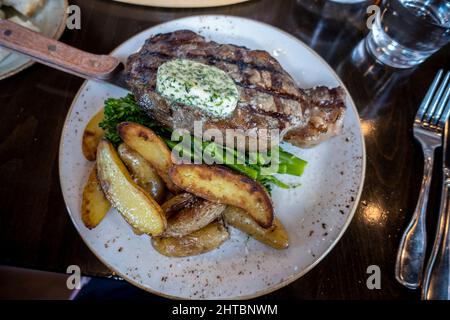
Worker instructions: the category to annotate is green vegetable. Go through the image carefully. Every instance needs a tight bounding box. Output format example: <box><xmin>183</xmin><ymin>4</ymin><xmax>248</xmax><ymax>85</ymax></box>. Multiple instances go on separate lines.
<box><xmin>99</xmin><ymin>94</ymin><xmax>159</xmax><ymax>146</ymax></box>
<box><xmin>99</xmin><ymin>94</ymin><xmax>307</xmax><ymax>193</ymax></box>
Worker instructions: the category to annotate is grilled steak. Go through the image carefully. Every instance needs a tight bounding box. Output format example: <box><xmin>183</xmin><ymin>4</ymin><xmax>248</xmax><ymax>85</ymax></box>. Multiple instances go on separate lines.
<box><xmin>126</xmin><ymin>30</ymin><xmax>345</xmax><ymax>150</ymax></box>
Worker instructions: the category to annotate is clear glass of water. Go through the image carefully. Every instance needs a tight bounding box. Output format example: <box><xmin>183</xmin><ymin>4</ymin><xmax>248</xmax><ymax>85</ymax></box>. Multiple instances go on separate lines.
<box><xmin>365</xmin><ymin>0</ymin><xmax>450</xmax><ymax>68</ymax></box>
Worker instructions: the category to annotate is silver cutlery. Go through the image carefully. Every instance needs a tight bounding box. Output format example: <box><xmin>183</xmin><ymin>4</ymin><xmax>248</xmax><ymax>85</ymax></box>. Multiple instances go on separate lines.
<box><xmin>422</xmin><ymin>83</ymin><xmax>450</xmax><ymax>300</ymax></box>
<box><xmin>395</xmin><ymin>69</ymin><xmax>450</xmax><ymax>289</ymax></box>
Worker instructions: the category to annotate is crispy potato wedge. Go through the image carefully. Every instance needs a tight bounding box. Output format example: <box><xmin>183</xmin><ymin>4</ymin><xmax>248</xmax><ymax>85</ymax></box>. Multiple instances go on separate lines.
<box><xmin>82</xmin><ymin>109</ymin><xmax>104</xmax><ymax>161</ymax></box>
<box><xmin>169</xmin><ymin>164</ymin><xmax>274</xmax><ymax>228</ymax></box>
<box><xmin>152</xmin><ymin>222</ymin><xmax>229</xmax><ymax>257</ymax></box>
<box><xmin>117</xmin><ymin>143</ymin><xmax>166</xmax><ymax>204</ymax></box>
<box><xmin>223</xmin><ymin>206</ymin><xmax>289</xmax><ymax>250</ymax></box>
<box><xmin>161</xmin><ymin>193</ymin><xmax>196</xmax><ymax>218</ymax></box>
<box><xmin>163</xmin><ymin>198</ymin><xmax>226</xmax><ymax>237</ymax></box>
<box><xmin>117</xmin><ymin>122</ymin><xmax>180</xmax><ymax>193</ymax></box>
<box><xmin>81</xmin><ymin>166</ymin><xmax>111</xmax><ymax>229</ymax></box>
<box><xmin>96</xmin><ymin>139</ymin><xmax>166</xmax><ymax>236</ymax></box>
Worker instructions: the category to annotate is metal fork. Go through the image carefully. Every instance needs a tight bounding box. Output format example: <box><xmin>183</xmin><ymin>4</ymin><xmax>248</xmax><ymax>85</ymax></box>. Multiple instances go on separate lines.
<box><xmin>422</xmin><ymin>80</ymin><xmax>450</xmax><ymax>300</ymax></box>
<box><xmin>395</xmin><ymin>70</ymin><xmax>450</xmax><ymax>289</ymax></box>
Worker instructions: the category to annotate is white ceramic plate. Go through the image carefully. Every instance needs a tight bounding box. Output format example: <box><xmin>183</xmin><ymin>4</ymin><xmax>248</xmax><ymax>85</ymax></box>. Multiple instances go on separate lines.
<box><xmin>59</xmin><ymin>15</ymin><xmax>365</xmax><ymax>299</ymax></box>
<box><xmin>0</xmin><ymin>0</ymin><xmax>68</xmax><ymax>80</ymax></box>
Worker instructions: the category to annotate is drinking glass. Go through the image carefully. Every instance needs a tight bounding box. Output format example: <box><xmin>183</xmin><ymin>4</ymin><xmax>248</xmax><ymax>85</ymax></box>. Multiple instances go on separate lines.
<box><xmin>365</xmin><ymin>0</ymin><xmax>450</xmax><ymax>68</ymax></box>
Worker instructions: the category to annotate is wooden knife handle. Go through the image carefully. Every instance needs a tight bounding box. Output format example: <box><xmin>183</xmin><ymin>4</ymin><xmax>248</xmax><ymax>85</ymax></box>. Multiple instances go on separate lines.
<box><xmin>0</xmin><ymin>19</ymin><xmax>121</xmax><ymax>80</ymax></box>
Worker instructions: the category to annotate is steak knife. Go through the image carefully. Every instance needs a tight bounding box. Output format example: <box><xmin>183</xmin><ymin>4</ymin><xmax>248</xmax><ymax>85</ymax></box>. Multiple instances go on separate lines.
<box><xmin>0</xmin><ymin>19</ymin><xmax>129</xmax><ymax>89</ymax></box>
<box><xmin>422</xmin><ymin>119</ymin><xmax>450</xmax><ymax>300</ymax></box>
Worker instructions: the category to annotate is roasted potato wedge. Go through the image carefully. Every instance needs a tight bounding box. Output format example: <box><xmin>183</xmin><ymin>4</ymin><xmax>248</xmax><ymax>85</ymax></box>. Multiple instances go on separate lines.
<box><xmin>81</xmin><ymin>166</ymin><xmax>111</xmax><ymax>229</ymax></box>
<box><xmin>82</xmin><ymin>109</ymin><xmax>104</xmax><ymax>161</ymax></box>
<box><xmin>223</xmin><ymin>206</ymin><xmax>289</xmax><ymax>250</ymax></box>
<box><xmin>117</xmin><ymin>122</ymin><xmax>180</xmax><ymax>193</ymax></box>
<box><xmin>163</xmin><ymin>198</ymin><xmax>226</xmax><ymax>237</ymax></box>
<box><xmin>152</xmin><ymin>222</ymin><xmax>229</xmax><ymax>257</ymax></box>
<box><xmin>117</xmin><ymin>143</ymin><xmax>166</xmax><ymax>203</ymax></box>
<box><xmin>161</xmin><ymin>193</ymin><xmax>196</xmax><ymax>218</ymax></box>
<box><xmin>96</xmin><ymin>139</ymin><xmax>166</xmax><ymax>236</ymax></box>
<box><xmin>169</xmin><ymin>164</ymin><xmax>274</xmax><ymax>228</ymax></box>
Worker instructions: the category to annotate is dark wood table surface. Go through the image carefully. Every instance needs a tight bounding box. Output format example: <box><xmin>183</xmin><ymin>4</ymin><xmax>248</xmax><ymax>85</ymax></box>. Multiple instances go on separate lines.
<box><xmin>1</xmin><ymin>0</ymin><xmax>449</xmax><ymax>300</ymax></box>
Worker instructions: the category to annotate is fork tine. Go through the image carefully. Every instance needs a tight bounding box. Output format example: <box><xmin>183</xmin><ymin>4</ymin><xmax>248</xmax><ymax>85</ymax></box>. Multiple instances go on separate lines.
<box><xmin>433</xmin><ymin>82</ymin><xmax>450</xmax><ymax>127</ymax></box>
<box><xmin>417</xmin><ymin>70</ymin><xmax>444</xmax><ymax>122</ymax></box>
<box><xmin>428</xmin><ymin>71</ymin><xmax>450</xmax><ymax>125</ymax></box>
<box><xmin>437</xmin><ymin>88</ymin><xmax>450</xmax><ymax>129</ymax></box>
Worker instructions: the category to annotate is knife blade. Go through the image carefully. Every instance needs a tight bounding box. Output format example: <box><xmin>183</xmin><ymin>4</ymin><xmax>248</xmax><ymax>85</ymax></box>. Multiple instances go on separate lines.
<box><xmin>443</xmin><ymin>120</ymin><xmax>450</xmax><ymax>170</ymax></box>
<box><xmin>0</xmin><ymin>19</ymin><xmax>130</xmax><ymax>90</ymax></box>
<box><xmin>103</xmin><ymin>62</ymin><xmax>130</xmax><ymax>90</ymax></box>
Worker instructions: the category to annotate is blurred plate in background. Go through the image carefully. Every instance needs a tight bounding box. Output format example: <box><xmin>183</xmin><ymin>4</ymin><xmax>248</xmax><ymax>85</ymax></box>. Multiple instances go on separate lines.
<box><xmin>0</xmin><ymin>0</ymin><xmax>68</xmax><ymax>80</ymax></box>
<box><xmin>113</xmin><ymin>0</ymin><xmax>249</xmax><ymax>8</ymax></box>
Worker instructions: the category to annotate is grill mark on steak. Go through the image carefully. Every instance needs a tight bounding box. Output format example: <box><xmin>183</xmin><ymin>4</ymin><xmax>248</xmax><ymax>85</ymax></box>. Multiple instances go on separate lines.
<box><xmin>140</xmin><ymin>49</ymin><xmax>283</xmax><ymax>75</ymax></box>
<box><xmin>270</xmin><ymin>69</ymin><xmax>285</xmax><ymax>114</ymax></box>
<box><xmin>126</xmin><ymin>30</ymin><xmax>346</xmax><ymax>150</ymax></box>
<box><xmin>145</xmin><ymin>31</ymin><xmax>285</xmax><ymax>74</ymax></box>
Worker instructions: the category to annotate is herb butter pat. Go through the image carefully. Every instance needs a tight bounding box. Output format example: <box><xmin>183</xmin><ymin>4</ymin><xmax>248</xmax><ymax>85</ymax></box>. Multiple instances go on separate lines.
<box><xmin>156</xmin><ymin>59</ymin><xmax>239</xmax><ymax>117</ymax></box>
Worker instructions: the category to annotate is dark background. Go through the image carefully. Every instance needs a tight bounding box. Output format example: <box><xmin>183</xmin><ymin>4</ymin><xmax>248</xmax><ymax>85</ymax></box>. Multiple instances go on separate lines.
<box><xmin>0</xmin><ymin>0</ymin><xmax>449</xmax><ymax>299</ymax></box>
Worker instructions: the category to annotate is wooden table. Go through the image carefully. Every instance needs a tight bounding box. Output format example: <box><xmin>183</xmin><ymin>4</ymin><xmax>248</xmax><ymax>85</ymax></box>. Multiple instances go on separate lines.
<box><xmin>1</xmin><ymin>0</ymin><xmax>449</xmax><ymax>300</ymax></box>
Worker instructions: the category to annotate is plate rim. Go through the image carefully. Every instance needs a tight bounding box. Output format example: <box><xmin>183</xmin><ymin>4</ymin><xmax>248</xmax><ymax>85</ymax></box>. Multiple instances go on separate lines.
<box><xmin>112</xmin><ymin>0</ymin><xmax>250</xmax><ymax>8</ymax></box>
<box><xmin>58</xmin><ymin>14</ymin><xmax>366</xmax><ymax>300</ymax></box>
<box><xmin>0</xmin><ymin>0</ymin><xmax>69</xmax><ymax>80</ymax></box>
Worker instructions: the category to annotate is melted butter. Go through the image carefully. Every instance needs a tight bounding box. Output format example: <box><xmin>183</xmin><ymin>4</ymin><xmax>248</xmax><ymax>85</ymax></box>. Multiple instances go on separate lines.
<box><xmin>156</xmin><ymin>59</ymin><xmax>238</xmax><ymax>117</ymax></box>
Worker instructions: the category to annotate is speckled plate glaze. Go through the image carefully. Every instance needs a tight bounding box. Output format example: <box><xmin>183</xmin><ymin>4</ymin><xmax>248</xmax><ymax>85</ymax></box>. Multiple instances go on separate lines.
<box><xmin>59</xmin><ymin>15</ymin><xmax>365</xmax><ymax>299</ymax></box>
<box><xmin>0</xmin><ymin>0</ymin><xmax>68</xmax><ymax>80</ymax></box>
